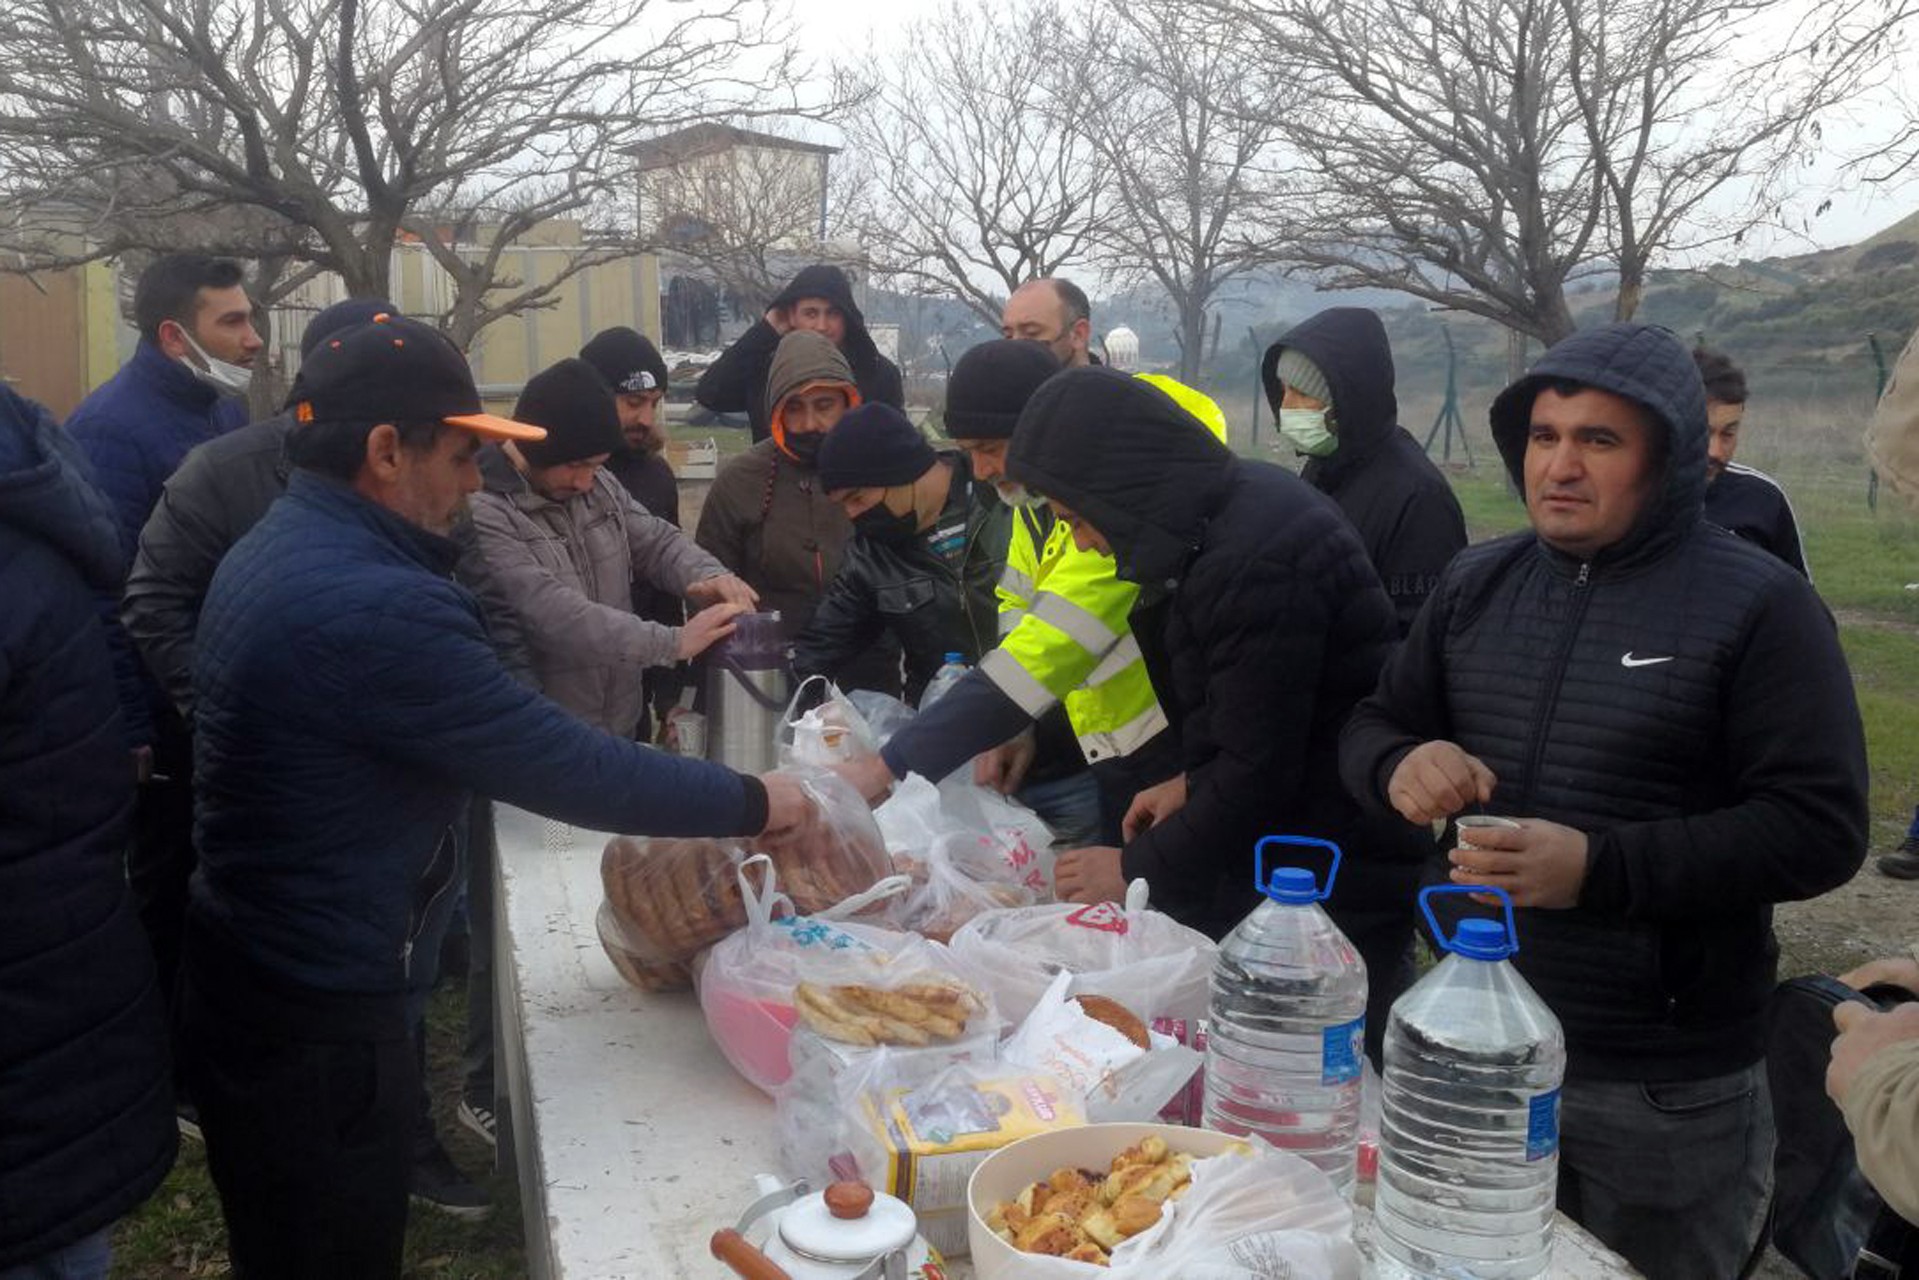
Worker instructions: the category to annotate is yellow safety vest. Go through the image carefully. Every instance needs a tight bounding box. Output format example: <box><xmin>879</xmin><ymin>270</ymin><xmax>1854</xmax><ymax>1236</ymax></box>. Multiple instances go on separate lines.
<box><xmin>980</xmin><ymin>374</ymin><xmax>1228</xmax><ymax>764</ymax></box>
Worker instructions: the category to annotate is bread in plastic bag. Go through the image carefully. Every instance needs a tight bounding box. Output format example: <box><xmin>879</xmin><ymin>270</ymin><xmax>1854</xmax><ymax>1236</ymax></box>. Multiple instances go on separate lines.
<box><xmin>779</xmin><ymin>674</ymin><xmax>883</xmax><ymax>769</ymax></box>
<box><xmin>877</xmin><ymin>773</ymin><xmax>1055</xmax><ymax>937</ymax></box>
<box><xmin>976</xmin><ymin>1136</ymin><xmax>1358</xmax><ymax>1278</ymax></box>
<box><xmin>948</xmin><ymin>881</ymin><xmax>1217</xmax><ymax>1025</ymax></box>
<box><xmin>597</xmin><ymin>769</ymin><xmax>892</xmax><ymax>991</ymax></box>
<box><xmin>1003</xmin><ymin>972</ymin><xmax>1203</xmax><ymax>1124</ymax></box>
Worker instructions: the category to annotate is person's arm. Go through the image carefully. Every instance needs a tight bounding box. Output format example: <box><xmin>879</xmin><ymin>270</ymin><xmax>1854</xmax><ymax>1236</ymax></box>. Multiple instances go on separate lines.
<box><xmin>1577</xmin><ymin>574</ymin><xmax>1867</xmax><ymax>920</ymax></box>
<box><xmin>618</xmin><ymin>485</ymin><xmax>728</xmax><ymax>595</ymax></box>
<box><xmin>79</xmin><ymin>433</ymin><xmax>158</xmax><ymax>748</ymax></box>
<box><xmin>348</xmin><ymin>580</ymin><xmax>768</xmax><ymax>836</ymax></box>
<box><xmin>1119</xmin><ymin>559</ymin><xmax>1332</xmax><ymax>900</ymax></box>
<box><xmin>1833</xmin><ymin>1020</ymin><xmax>1919</xmax><ymax>1224</ymax></box>
<box><xmin>122</xmin><ymin>454</ymin><xmax>230</xmax><ymax>719</ymax></box>
<box><xmin>791</xmin><ymin>560</ymin><xmax>886</xmax><ymax>687</ymax></box>
<box><xmin>1337</xmin><ymin>575</ymin><xmax>1458</xmax><ymax>815</ymax></box>
<box><xmin>1773</xmin><ymin>493</ymin><xmax>1811</xmax><ymax>580</ymax></box>
<box><xmin>450</xmin><ymin>514</ymin><xmax>537</xmax><ymax>687</ymax></box>
<box><xmin>468</xmin><ymin>496</ymin><xmax>682</xmax><ymax>671</ymax></box>
<box><xmin>695</xmin><ymin>320</ymin><xmax>780</xmax><ymax>414</ymax></box>
<box><xmin>695</xmin><ymin>459</ymin><xmax>753</xmax><ymax>577</ymax></box>
<box><xmin>879</xmin><ymin>669</ymin><xmax>1033</xmax><ymax>782</ymax></box>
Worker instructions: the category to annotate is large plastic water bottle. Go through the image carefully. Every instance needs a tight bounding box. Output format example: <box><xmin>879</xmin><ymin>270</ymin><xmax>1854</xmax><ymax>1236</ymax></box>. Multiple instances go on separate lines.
<box><xmin>1373</xmin><ymin>886</ymin><xmax>1567</xmax><ymax>1279</ymax></box>
<box><xmin>1203</xmin><ymin>835</ymin><xmax>1368</xmax><ymax>1197</ymax></box>
<box><xmin>918</xmin><ymin>652</ymin><xmax>968</xmax><ymax>708</ymax></box>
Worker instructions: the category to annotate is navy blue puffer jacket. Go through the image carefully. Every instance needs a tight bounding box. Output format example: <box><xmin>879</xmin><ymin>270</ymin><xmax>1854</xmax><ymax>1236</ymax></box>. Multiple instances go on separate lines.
<box><xmin>0</xmin><ymin>386</ymin><xmax>176</xmax><ymax>1266</ymax></box>
<box><xmin>1340</xmin><ymin>324</ymin><xmax>1867</xmax><ymax>1082</ymax></box>
<box><xmin>191</xmin><ymin>470</ymin><xmax>769</xmax><ymax>994</ymax></box>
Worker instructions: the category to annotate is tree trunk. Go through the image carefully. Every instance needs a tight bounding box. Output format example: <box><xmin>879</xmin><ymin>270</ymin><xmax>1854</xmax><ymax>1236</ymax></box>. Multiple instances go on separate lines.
<box><xmin>1613</xmin><ymin>266</ymin><xmax>1645</xmax><ymax>323</ymax></box>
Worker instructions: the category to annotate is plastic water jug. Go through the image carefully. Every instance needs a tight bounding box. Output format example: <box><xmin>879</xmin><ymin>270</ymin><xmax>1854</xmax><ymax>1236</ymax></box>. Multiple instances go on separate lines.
<box><xmin>1203</xmin><ymin>835</ymin><xmax>1368</xmax><ymax>1196</ymax></box>
<box><xmin>1372</xmin><ymin>886</ymin><xmax>1566</xmax><ymax>1279</ymax></box>
<box><xmin>919</xmin><ymin>652</ymin><xmax>968</xmax><ymax>709</ymax></box>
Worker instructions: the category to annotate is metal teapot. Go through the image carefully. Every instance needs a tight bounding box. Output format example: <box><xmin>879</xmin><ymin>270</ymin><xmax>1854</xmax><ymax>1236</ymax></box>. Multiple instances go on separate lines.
<box><xmin>711</xmin><ymin>1175</ymin><xmax>943</xmax><ymax>1280</ymax></box>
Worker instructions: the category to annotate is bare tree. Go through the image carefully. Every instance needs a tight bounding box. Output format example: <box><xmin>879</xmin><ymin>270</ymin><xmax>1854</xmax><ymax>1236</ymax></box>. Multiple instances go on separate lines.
<box><xmin>1202</xmin><ymin>0</ymin><xmax>1890</xmax><ymax>346</ymax></box>
<box><xmin>638</xmin><ymin>125</ymin><xmax>854</xmax><ymax>315</ymax></box>
<box><xmin>1069</xmin><ymin>2</ymin><xmax>1296</xmax><ymax>383</ymax></box>
<box><xmin>0</xmin><ymin>0</ymin><xmax>838</xmax><ymax>347</ymax></box>
<box><xmin>841</xmin><ymin>0</ymin><xmax>1111</xmax><ymax>326</ymax></box>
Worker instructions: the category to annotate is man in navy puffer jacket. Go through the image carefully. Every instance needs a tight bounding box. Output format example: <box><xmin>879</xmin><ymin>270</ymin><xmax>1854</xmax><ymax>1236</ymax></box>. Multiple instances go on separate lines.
<box><xmin>182</xmin><ymin>314</ymin><xmax>811</xmax><ymax>1279</ymax></box>
<box><xmin>0</xmin><ymin>386</ymin><xmax>176</xmax><ymax>1278</ymax></box>
<box><xmin>1341</xmin><ymin>323</ymin><xmax>1868</xmax><ymax>1278</ymax></box>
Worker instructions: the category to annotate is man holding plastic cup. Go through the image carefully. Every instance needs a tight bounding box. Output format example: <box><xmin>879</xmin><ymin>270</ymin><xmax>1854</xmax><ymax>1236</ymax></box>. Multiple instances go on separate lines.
<box><xmin>1338</xmin><ymin>323</ymin><xmax>1868</xmax><ymax>1279</ymax></box>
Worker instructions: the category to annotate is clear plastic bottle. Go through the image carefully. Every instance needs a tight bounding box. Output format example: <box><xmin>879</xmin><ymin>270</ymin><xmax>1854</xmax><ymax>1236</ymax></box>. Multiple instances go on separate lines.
<box><xmin>918</xmin><ymin>652</ymin><xmax>968</xmax><ymax>709</ymax></box>
<box><xmin>1373</xmin><ymin>886</ymin><xmax>1567</xmax><ymax>1279</ymax></box>
<box><xmin>1203</xmin><ymin>835</ymin><xmax>1368</xmax><ymax>1197</ymax></box>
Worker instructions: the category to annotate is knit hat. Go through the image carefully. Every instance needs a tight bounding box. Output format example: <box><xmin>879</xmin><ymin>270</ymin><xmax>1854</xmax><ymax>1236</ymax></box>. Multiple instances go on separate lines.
<box><xmin>512</xmin><ymin>359</ymin><xmax>626</xmax><ymax>467</ymax></box>
<box><xmin>765</xmin><ymin>331</ymin><xmax>860</xmax><ymax>462</ymax></box>
<box><xmin>817</xmin><ymin>404</ymin><xmax>937</xmax><ymax>492</ymax></box>
<box><xmin>944</xmin><ymin>339</ymin><xmax>1061</xmax><ymax>439</ymax></box>
<box><xmin>1274</xmin><ymin>347</ymin><xmax>1331</xmax><ymax>406</ymax></box>
<box><xmin>580</xmin><ymin>326</ymin><xmax>669</xmax><ymax>395</ymax></box>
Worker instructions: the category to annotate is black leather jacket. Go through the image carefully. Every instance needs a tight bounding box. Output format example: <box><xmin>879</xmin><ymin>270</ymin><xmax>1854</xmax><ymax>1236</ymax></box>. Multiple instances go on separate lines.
<box><xmin>793</xmin><ymin>451</ymin><xmax>1008</xmax><ymax>705</ymax></box>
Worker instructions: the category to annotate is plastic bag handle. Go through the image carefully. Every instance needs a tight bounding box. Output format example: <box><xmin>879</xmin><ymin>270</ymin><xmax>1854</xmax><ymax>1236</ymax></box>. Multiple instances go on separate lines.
<box><xmin>737</xmin><ymin>854</ymin><xmax>795</xmax><ymax>929</ymax></box>
<box><xmin>1254</xmin><ymin>835</ymin><xmax>1343</xmax><ymax>900</ymax></box>
<box><xmin>781</xmin><ymin>673</ymin><xmax>833</xmax><ymax>730</ymax></box>
<box><xmin>1418</xmin><ymin>884</ymin><xmax>1519</xmax><ymax>956</ymax></box>
<box><xmin>813</xmin><ymin>873</ymin><xmax>913</xmax><ymax>921</ymax></box>
<box><xmin>1124</xmin><ymin>878</ymin><xmax>1151</xmax><ymax>915</ymax></box>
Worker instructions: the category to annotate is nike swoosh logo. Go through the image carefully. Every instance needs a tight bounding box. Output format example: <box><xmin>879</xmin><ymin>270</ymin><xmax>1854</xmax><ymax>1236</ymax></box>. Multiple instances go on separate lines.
<box><xmin>1620</xmin><ymin>652</ymin><xmax>1674</xmax><ymax>668</ymax></box>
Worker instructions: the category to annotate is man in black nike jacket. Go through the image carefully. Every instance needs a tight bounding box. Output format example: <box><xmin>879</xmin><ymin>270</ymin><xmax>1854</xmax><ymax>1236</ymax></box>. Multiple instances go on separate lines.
<box><xmin>1339</xmin><ymin>322</ymin><xmax>1868</xmax><ymax>1279</ymax></box>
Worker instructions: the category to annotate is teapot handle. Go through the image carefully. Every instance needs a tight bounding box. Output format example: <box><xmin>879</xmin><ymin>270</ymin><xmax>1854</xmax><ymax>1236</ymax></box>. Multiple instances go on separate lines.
<box><xmin>710</xmin><ymin>1229</ymin><xmax>794</xmax><ymax>1280</ymax></box>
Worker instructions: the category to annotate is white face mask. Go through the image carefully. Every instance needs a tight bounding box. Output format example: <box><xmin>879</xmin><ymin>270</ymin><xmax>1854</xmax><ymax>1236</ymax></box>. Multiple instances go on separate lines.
<box><xmin>1279</xmin><ymin>407</ymin><xmax>1337</xmax><ymax>457</ymax></box>
<box><xmin>996</xmin><ymin>480</ymin><xmax>1047</xmax><ymax>509</ymax></box>
<box><xmin>177</xmin><ymin>328</ymin><xmax>253</xmax><ymax>396</ymax></box>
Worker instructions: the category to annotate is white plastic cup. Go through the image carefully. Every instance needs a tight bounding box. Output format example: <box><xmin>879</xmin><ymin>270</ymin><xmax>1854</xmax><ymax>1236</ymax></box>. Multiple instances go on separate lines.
<box><xmin>1455</xmin><ymin>813</ymin><xmax>1522</xmax><ymax>849</ymax></box>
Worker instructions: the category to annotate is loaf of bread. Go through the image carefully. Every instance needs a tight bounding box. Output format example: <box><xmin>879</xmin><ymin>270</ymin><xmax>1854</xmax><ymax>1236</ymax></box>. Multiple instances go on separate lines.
<box><xmin>596</xmin><ymin>793</ymin><xmax>893</xmax><ymax>994</ymax></box>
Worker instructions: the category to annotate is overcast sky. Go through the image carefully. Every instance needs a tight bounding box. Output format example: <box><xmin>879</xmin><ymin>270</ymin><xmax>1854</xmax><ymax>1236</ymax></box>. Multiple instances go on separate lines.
<box><xmin>789</xmin><ymin>0</ymin><xmax>1917</xmax><ymax>259</ymax></box>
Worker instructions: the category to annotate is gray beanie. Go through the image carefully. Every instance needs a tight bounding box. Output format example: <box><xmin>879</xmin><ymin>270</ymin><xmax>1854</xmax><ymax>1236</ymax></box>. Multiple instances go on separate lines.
<box><xmin>1275</xmin><ymin>348</ymin><xmax>1331</xmax><ymax>406</ymax></box>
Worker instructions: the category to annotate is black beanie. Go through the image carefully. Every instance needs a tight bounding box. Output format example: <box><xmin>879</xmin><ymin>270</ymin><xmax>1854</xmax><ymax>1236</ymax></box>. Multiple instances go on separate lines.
<box><xmin>579</xmin><ymin>326</ymin><xmax>669</xmax><ymax>395</ymax></box>
<box><xmin>513</xmin><ymin>359</ymin><xmax>626</xmax><ymax>467</ymax></box>
<box><xmin>817</xmin><ymin>403</ymin><xmax>938</xmax><ymax>491</ymax></box>
<box><xmin>944</xmin><ymin>339</ymin><xmax>1062</xmax><ymax>439</ymax></box>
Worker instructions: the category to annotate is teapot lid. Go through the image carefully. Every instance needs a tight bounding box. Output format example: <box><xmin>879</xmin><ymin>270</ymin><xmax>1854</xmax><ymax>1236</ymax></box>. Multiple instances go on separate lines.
<box><xmin>778</xmin><ymin>1182</ymin><xmax>916</xmax><ymax>1262</ymax></box>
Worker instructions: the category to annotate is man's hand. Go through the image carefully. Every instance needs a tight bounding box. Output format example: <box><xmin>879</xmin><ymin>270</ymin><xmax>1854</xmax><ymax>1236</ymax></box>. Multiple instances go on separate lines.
<box><xmin>1387</xmin><ymin>741</ymin><xmax>1497</xmax><ymax>825</ymax></box>
<box><xmin>1445</xmin><ymin>818</ymin><xmax>1589</xmax><ymax>909</ymax></box>
<box><xmin>1056</xmin><ymin>845</ymin><xmax>1128</xmax><ymax>905</ymax></box>
<box><xmin>832</xmin><ymin>752</ymin><xmax>897</xmax><ymax>807</ymax></box>
<box><xmin>677</xmin><ymin>602</ymin><xmax>749</xmax><ymax>661</ymax></box>
<box><xmin>757</xmin><ymin>772</ymin><xmax>815</xmax><ymax>836</ymax></box>
<box><xmin>1122</xmin><ymin>774</ymin><xmax>1188</xmax><ymax>841</ymax></box>
<box><xmin>1840</xmin><ymin>955</ymin><xmax>1919</xmax><ymax>996</ymax></box>
<box><xmin>686</xmin><ymin>573</ymin><xmax>759</xmax><ymax>609</ymax></box>
<box><xmin>1828</xmin><ymin>1001</ymin><xmax>1919</xmax><ymax>1104</ymax></box>
<box><xmin>764</xmin><ymin>305</ymin><xmax>792</xmax><ymax>335</ymax></box>
<box><xmin>973</xmin><ymin>732</ymin><xmax>1037</xmax><ymax>795</ymax></box>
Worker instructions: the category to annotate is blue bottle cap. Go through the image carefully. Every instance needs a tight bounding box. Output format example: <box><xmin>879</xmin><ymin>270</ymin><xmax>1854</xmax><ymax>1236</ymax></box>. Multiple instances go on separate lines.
<box><xmin>943</xmin><ymin>652</ymin><xmax>963</xmax><ymax>664</ymax></box>
<box><xmin>1451</xmin><ymin>917</ymin><xmax>1515</xmax><ymax>961</ymax></box>
<box><xmin>1262</xmin><ymin>866</ymin><xmax>1320</xmax><ymax>904</ymax></box>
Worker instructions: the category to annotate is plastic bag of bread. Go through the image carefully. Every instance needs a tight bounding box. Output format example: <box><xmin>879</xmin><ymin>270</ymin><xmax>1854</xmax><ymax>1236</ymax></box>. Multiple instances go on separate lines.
<box><xmin>699</xmin><ymin>855</ymin><xmax>917</xmax><ymax>1094</ymax></box>
<box><xmin>948</xmin><ymin>880</ymin><xmax>1217</xmax><ymax>1026</ymax></box>
<box><xmin>891</xmin><ymin>830</ymin><xmax>1037</xmax><ymax>945</ymax></box>
<box><xmin>1002</xmin><ymin>972</ymin><xmax>1203</xmax><ymax>1124</ymax></box>
<box><xmin>779</xmin><ymin>675</ymin><xmax>883</xmax><ymax>769</ymax></box>
<box><xmin>597</xmin><ymin>769</ymin><xmax>892</xmax><ymax>991</ymax></box>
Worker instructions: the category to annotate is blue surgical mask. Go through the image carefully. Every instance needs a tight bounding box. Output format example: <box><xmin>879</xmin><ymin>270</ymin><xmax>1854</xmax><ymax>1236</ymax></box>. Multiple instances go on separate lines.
<box><xmin>1279</xmin><ymin>407</ymin><xmax>1336</xmax><ymax>458</ymax></box>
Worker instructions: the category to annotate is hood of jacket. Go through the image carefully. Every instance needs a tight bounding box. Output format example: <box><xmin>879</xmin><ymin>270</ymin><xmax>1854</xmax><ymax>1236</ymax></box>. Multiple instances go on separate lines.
<box><xmin>772</xmin><ymin>264</ymin><xmax>882</xmax><ymax>372</ymax></box>
<box><xmin>0</xmin><ymin>384</ymin><xmax>125</xmax><ymax>589</ymax></box>
<box><xmin>764</xmin><ymin>330</ymin><xmax>861</xmax><ymax>463</ymax></box>
<box><xmin>1007</xmin><ymin>366</ymin><xmax>1236</xmax><ymax>587</ymax></box>
<box><xmin>1489</xmin><ymin>322</ymin><xmax>1707</xmax><ymax>570</ymax></box>
<box><xmin>1262</xmin><ymin>307</ymin><xmax>1398</xmax><ymax>482</ymax></box>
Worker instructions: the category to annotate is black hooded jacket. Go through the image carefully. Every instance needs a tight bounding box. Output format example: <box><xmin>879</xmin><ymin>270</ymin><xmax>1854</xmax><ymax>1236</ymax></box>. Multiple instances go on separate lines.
<box><xmin>1339</xmin><ymin>323</ymin><xmax>1868</xmax><ymax>1083</ymax></box>
<box><xmin>695</xmin><ymin>265</ymin><xmax>906</xmax><ymax>442</ymax></box>
<box><xmin>1008</xmin><ymin>368</ymin><xmax>1404</xmax><ymax>937</ymax></box>
<box><xmin>1263</xmin><ymin>308</ymin><xmax>1467</xmax><ymax>636</ymax></box>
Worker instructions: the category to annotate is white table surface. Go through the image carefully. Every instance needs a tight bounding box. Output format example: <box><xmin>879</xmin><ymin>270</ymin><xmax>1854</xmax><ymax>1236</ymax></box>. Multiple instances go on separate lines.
<box><xmin>492</xmin><ymin>806</ymin><xmax>1640</xmax><ymax>1280</ymax></box>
